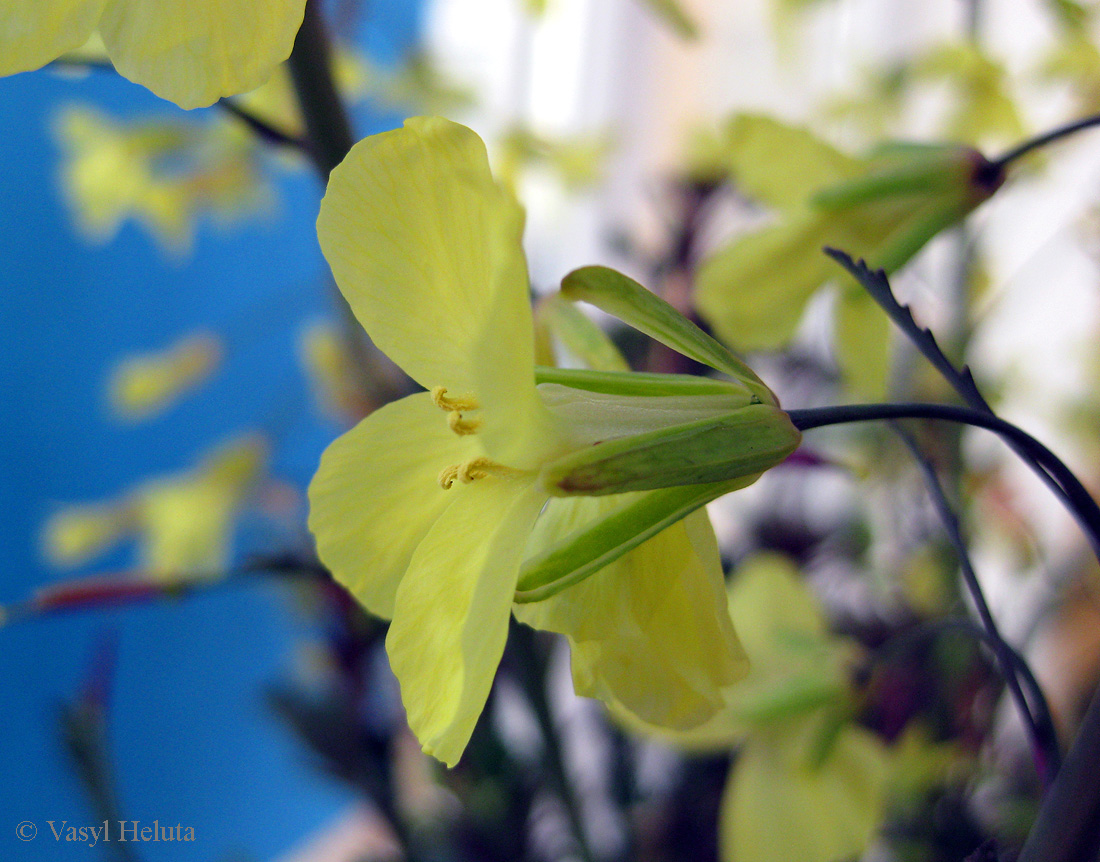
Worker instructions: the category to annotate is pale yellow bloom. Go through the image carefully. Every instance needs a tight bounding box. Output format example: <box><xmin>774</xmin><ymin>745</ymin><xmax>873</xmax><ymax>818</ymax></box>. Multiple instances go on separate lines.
<box><xmin>109</xmin><ymin>332</ymin><xmax>224</xmax><ymax>420</ymax></box>
<box><xmin>1</xmin><ymin>0</ymin><xmax>307</xmax><ymax>109</ymax></box>
<box><xmin>311</xmin><ymin>117</ymin><xmax>798</xmax><ymax>766</ymax></box>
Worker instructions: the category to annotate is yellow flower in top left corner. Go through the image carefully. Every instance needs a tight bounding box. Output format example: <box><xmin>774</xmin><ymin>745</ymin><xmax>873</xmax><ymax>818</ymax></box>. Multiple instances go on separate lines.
<box><xmin>0</xmin><ymin>0</ymin><xmax>307</xmax><ymax>109</ymax></box>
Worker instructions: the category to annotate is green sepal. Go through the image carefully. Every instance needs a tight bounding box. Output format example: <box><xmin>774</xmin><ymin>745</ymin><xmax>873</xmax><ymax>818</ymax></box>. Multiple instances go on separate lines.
<box><xmin>535</xmin><ymin>366</ymin><xmax>754</xmax><ymax>398</ymax></box>
<box><xmin>811</xmin><ymin>144</ymin><xmax>980</xmax><ymax>210</ymax></box>
<box><xmin>534</xmin><ymin>293</ymin><xmax>630</xmax><ymax>372</ymax></box>
<box><xmin>514</xmin><ymin>477</ymin><xmax>750</xmax><ymax>602</ymax></box>
<box><xmin>639</xmin><ymin>0</ymin><xmax>699</xmax><ymax>39</ymax></box>
<box><xmin>540</xmin><ymin>403</ymin><xmax>801</xmax><ymax>496</ymax></box>
<box><xmin>560</xmin><ymin>265</ymin><xmax>778</xmax><ymax>405</ymax></box>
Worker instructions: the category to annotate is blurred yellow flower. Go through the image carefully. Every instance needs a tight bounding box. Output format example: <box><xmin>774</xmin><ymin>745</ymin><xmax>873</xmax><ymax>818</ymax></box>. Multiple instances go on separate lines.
<box><xmin>109</xmin><ymin>332</ymin><xmax>224</xmax><ymax>420</ymax></box>
<box><xmin>43</xmin><ymin>435</ymin><xmax>267</xmax><ymax>581</ymax></box>
<box><xmin>55</xmin><ymin>106</ymin><xmax>273</xmax><ymax>253</ymax></box>
<box><xmin>0</xmin><ymin>0</ymin><xmax>307</xmax><ymax>109</ymax></box>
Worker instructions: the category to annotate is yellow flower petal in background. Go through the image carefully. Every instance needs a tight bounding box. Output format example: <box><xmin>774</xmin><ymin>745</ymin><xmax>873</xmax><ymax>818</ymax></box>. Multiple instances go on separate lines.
<box><xmin>41</xmin><ymin>434</ymin><xmax>265</xmax><ymax>580</ymax></box>
<box><xmin>695</xmin><ymin>115</ymin><xmax>1003</xmax><ymax>396</ymax></box>
<box><xmin>720</xmin><ymin>722</ymin><xmax>889</xmax><ymax>862</ymax></box>
<box><xmin>0</xmin><ymin>0</ymin><xmax>104</xmax><ymax>80</ymax></box>
<box><xmin>515</xmin><ymin>501</ymin><xmax>747</xmax><ymax>730</ymax></box>
<box><xmin>135</xmin><ymin>434</ymin><xmax>267</xmax><ymax>580</ymax></box>
<box><xmin>299</xmin><ymin>321</ymin><xmax>369</xmax><ymax>421</ymax></box>
<box><xmin>308</xmin><ymin>393</ymin><xmax>477</xmax><ymax>620</ymax></box>
<box><xmin>386</xmin><ymin>478</ymin><xmax>547</xmax><ymax>767</ymax></box>
<box><xmin>108</xmin><ymin>331</ymin><xmax>224</xmax><ymax>420</ymax></box>
<box><xmin>317</xmin><ymin>116</ymin><xmax>557</xmax><ymax>465</ymax></box>
<box><xmin>712</xmin><ymin>114</ymin><xmax>861</xmax><ymax>212</ymax></box>
<box><xmin>42</xmin><ymin>501</ymin><xmax>135</xmax><ymax>568</ymax></box>
<box><xmin>55</xmin><ymin>105</ymin><xmax>273</xmax><ymax>253</ymax></box>
<box><xmin>3</xmin><ymin>0</ymin><xmax>306</xmax><ymax>109</ymax></box>
<box><xmin>833</xmin><ymin>283</ymin><xmax>892</xmax><ymax>399</ymax></box>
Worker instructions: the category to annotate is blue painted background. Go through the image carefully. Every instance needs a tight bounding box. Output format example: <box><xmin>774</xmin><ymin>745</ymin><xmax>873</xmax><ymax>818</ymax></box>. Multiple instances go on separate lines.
<box><xmin>0</xmin><ymin>3</ymin><xmax>422</xmax><ymax>859</ymax></box>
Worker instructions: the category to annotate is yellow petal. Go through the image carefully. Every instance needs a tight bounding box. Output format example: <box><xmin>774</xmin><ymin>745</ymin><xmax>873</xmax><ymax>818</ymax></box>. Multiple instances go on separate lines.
<box><xmin>108</xmin><ymin>332</ymin><xmax>224</xmax><ymax>420</ymax></box>
<box><xmin>833</xmin><ymin>283</ymin><xmax>891</xmax><ymax>399</ymax></box>
<box><xmin>308</xmin><ymin>393</ymin><xmax>477</xmax><ymax>620</ymax></box>
<box><xmin>42</xmin><ymin>502</ymin><xmax>132</xmax><ymax>567</ymax></box>
<box><xmin>386</xmin><ymin>477</ymin><xmax>546</xmax><ymax>767</ymax></box>
<box><xmin>136</xmin><ymin>435</ymin><xmax>266</xmax><ymax>580</ymax></box>
<box><xmin>515</xmin><ymin>500</ymin><xmax>747</xmax><ymax>730</ymax></box>
<box><xmin>317</xmin><ymin>117</ymin><xmax>555</xmax><ymax>466</ymax></box>
<box><xmin>0</xmin><ymin>0</ymin><xmax>104</xmax><ymax>77</ymax></box>
<box><xmin>695</xmin><ymin>215</ymin><xmax>836</xmax><ymax>351</ymax></box>
<box><xmin>720</xmin><ymin>114</ymin><xmax>860</xmax><ymax>211</ymax></box>
<box><xmin>720</xmin><ymin>724</ymin><xmax>889</xmax><ymax>862</ymax></box>
<box><xmin>97</xmin><ymin>0</ymin><xmax>307</xmax><ymax>109</ymax></box>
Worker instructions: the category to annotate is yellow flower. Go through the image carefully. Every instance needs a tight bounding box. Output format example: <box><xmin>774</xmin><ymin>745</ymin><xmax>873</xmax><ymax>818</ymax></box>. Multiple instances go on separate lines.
<box><xmin>1</xmin><ymin>0</ymin><xmax>307</xmax><ymax>109</ymax></box>
<box><xmin>43</xmin><ymin>435</ymin><xmax>266</xmax><ymax>580</ymax></box>
<box><xmin>55</xmin><ymin>106</ymin><xmax>273</xmax><ymax>253</ymax></box>
<box><xmin>310</xmin><ymin>116</ymin><xmax>800</xmax><ymax>766</ymax></box>
<box><xmin>694</xmin><ymin>114</ymin><xmax>1004</xmax><ymax>396</ymax></box>
<box><xmin>108</xmin><ymin>332</ymin><xmax>224</xmax><ymax>420</ymax></box>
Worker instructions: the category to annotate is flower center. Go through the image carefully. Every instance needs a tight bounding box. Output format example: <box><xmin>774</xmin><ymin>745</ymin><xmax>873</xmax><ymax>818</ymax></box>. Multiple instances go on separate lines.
<box><xmin>432</xmin><ymin>387</ymin><xmax>519</xmax><ymax>489</ymax></box>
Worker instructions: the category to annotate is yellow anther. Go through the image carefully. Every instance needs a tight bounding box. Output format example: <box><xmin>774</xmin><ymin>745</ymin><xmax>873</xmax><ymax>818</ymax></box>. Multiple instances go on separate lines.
<box><xmin>448</xmin><ymin>411</ymin><xmax>482</xmax><ymax>435</ymax></box>
<box><xmin>438</xmin><ymin>464</ymin><xmax>461</xmax><ymax>489</ymax></box>
<box><xmin>438</xmin><ymin>457</ymin><xmax>520</xmax><ymax>489</ymax></box>
<box><xmin>459</xmin><ymin>457</ymin><xmax>519</xmax><ymax>483</ymax></box>
<box><xmin>431</xmin><ymin>386</ymin><xmax>480</xmax><ymax>412</ymax></box>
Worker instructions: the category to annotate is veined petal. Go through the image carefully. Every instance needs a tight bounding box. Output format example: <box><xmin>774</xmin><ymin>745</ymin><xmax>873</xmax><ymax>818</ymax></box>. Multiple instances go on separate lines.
<box><xmin>515</xmin><ymin>500</ymin><xmax>747</xmax><ymax>729</ymax></box>
<box><xmin>318</xmin><ymin>117</ymin><xmax>555</xmax><ymax>465</ymax></box>
<box><xmin>98</xmin><ymin>0</ymin><xmax>307</xmax><ymax>109</ymax></box>
<box><xmin>386</xmin><ymin>476</ymin><xmax>546</xmax><ymax>767</ymax></box>
<box><xmin>308</xmin><ymin>392</ymin><xmax>477</xmax><ymax>620</ymax></box>
<box><xmin>0</xmin><ymin>0</ymin><xmax>104</xmax><ymax>77</ymax></box>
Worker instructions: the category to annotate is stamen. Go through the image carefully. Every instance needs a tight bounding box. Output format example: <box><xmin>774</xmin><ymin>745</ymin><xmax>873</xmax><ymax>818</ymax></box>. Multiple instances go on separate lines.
<box><xmin>438</xmin><ymin>457</ymin><xmax>521</xmax><ymax>489</ymax></box>
<box><xmin>431</xmin><ymin>386</ymin><xmax>480</xmax><ymax>412</ymax></box>
<box><xmin>459</xmin><ymin>457</ymin><xmax>519</xmax><ymax>483</ymax></box>
<box><xmin>438</xmin><ymin>464</ymin><xmax>461</xmax><ymax>490</ymax></box>
<box><xmin>448</xmin><ymin>412</ymin><xmax>482</xmax><ymax>435</ymax></box>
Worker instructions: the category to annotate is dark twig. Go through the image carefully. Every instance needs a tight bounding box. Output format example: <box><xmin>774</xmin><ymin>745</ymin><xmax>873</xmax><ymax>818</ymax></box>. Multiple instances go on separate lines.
<box><xmin>788</xmin><ymin>402</ymin><xmax>1100</xmax><ymax>559</ymax></box>
<box><xmin>893</xmin><ymin>424</ymin><xmax>1060</xmax><ymax>785</ymax></box>
<box><xmin>988</xmin><ymin>112</ymin><xmax>1100</xmax><ymax>173</ymax></box>
<box><xmin>217</xmin><ymin>97</ymin><xmax>307</xmax><ymax>150</ymax></box>
<box><xmin>286</xmin><ymin>0</ymin><xmax>381</xmax><ymax>409</ymax></box>
<box><xmin>824</xmin><ymin>250</ymin><xmax>1100</xmax><ymax>562</ymax></box>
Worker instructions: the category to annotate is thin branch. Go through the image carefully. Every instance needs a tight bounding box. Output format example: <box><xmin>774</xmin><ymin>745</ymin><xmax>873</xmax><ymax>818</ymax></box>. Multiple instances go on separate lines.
<box><xmin>823</xmin><ymin>250</ymin><xmax>1100</xmax><ymax>562</ymax></box>
<box><xmin>893</xmin><ymin>423</ymin><xmax>1060</xmax><ymax>785</ymax></box>
<box><xmin>217</xmin><ymin>97</ymin><xmax>308</xmax><ymax>150</ymax></box>
<box><xmin>789</xmin><ymin>402</ymin><xmax>1100</xmax><ymax>565</ymax></box>
<box><xmin>286</xmin><ymin>0</ymin><xmax>382</xmax><ymax>410</ymax></box>
<box><xmin>988</xmin><ymin>112</ymin><xmax>1100</xmax><ymax>172</ymax></box>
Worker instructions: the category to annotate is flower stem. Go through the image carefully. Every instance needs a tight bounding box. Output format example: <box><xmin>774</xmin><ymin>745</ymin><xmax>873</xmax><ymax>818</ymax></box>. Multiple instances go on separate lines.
<box><xmin>286</xmin><ymin>0</ymin><xmax>385</xmax><ymax>410</ymax></box>
<box><xmin>893</xmin><ymin>424</ymin><xmax>1060</xmax><ymax>786</ymax></box>
<box><xmin>1016</xmin><ymin>682</ymin><xmax>1100</xmax><ymax>862</ymax></box>
<box><xmin>510</xmin><ymin>623</ymin><xmax>597</xmax><ymax>862</ymax></box>
<box><xmin>825</xmin><ymin>251</ymin><xmax>1100</xmax><ymax>563</ymax></box>
<box><xmin>787</xmin><ymin>402</ymin><xmax>1100</xmax><ymax>560</ymax></box>
<box><xmin>988</xmin><ymin>112</ymin><xmax>1100</xmax><ymax>173</ymax></box>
